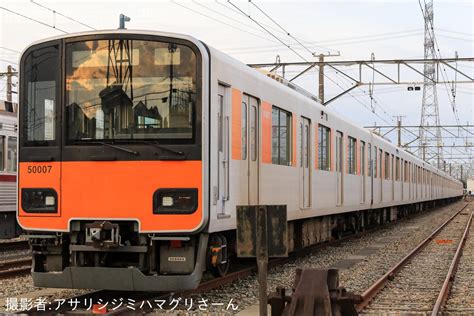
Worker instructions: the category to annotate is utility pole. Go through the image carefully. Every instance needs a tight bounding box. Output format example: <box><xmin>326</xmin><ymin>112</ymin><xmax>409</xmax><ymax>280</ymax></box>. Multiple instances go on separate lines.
<box><xmin>318</xmin><ymin>52</ymin><xmax>340</xmax><ymax>104</ymax></box>
<box><xmin>6</xmin><ymin>65</ymin><xmax>13</xmax><ymax>102</ymax></box>
<box><xmin>419</xmin><ymin>0</ymin><xmax>443</xmax><ymax>168</ymax></box>
<box><xmin>393</xmin><ymin>116</ymin><xmax>405</xmax><ymax>147</ymax></box>
<box><xmin>319</xmin><ymin>54</ymin><xmax>325</xmax><ymax>104</ymax></box>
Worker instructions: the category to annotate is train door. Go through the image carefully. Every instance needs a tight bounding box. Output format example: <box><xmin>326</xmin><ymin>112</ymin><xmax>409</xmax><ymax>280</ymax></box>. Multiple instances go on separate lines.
<box><xmin>246</xmin><ymin>95</ymin><xmax>259</xmax><ymax>205</ymax></box>
<box><xmin>360</xmin><ymin>141</ymin><xmax>366</xmax><ymax>204</ymax></box>
<box><xmin>300</xmin><ymin>117</ymin><xmax>311</xmax><ymax>208</ymax></box>
<box><xmin>336</xmin><ymin>131</ymin><xmax>343</xmax><ymax>205</ymax></box>
<box><xmin>216</xmin><ymin>84</ymin><xmax>230</xmax><ymax>216</ymax></box>
<box><xmin>369</xmin><ymin>143</ymin><xmax>373</xmax><ymax>205</ymax></box>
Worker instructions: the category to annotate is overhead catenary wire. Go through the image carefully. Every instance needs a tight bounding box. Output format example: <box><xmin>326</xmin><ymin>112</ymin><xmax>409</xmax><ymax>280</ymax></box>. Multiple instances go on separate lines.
<box><xmin>170</xmin><ymin>0</ymin><xmax>282</xmax><ymax>46</ymax></box>
<box><xmin>222</xmin><ymin>29</ymin><xmax>423</xmax><ymax>53</ymax></box>
<box><xmin>0</xmin><ymin>58</ymin><xmax>18</xmax><ymax>65</ymax></box>
<box><xmin>30</xmin><ymin>0</ymin><xmax>97</xmax><ymax>30</ymax></box>
<box><xmin>0</xmin><ymin>6</ymin><xmax>68</xmax><ymax>34</ymax></box>
<box><xmin>0</xmin><ymin>47</ymin><xmax>21</xmax><ymax>54</ymax></box>
<box><xmin>248</xmin><ymin>0</ymin><xmax>321</xmax><ymax>56</ymax></box>
<box><xmin>215</xmin><ymin>0</ymin><xmax>337</xmax><ymax>53</ymax></box>
<box><xmin>227</xmin><ymin>0</ymin><xmax>309</xmax><ymax>61</ymax></box>
<box><xmin>195</xmin><ymin>1</ymin><xmax>291</xmax><ymax>43</ymax></box>
<box><xmin>226</xmin><ymin>1</ymin><xmax>405</xmax><ymax>127</ymax></box>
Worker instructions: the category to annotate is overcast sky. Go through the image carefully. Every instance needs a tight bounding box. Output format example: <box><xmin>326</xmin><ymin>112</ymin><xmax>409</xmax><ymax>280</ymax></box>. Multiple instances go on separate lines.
<box><xmin>0</xmin><ymin>0</ymin><xmax>473</xmax><ymax>152</ymax></box>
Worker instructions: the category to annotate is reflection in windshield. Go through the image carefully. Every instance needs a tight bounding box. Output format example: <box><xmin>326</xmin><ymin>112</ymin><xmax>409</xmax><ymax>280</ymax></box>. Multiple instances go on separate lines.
<box><xmin>65</xmin><ymin>39</ymin><xmax>198</xmax><ymax>142</ymax></box>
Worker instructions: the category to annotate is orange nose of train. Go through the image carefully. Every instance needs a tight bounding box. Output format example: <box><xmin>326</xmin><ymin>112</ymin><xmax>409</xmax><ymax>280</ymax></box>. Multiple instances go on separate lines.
<box><xmin>18</xmin><ymin>160</ymin><xmax>204</xmax><ymax>232</ymax></box>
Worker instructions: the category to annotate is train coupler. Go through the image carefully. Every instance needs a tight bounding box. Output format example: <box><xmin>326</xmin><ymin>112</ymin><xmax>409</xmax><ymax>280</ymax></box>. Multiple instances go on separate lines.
<box><xmin>268</xmin><ymin>268</ymin><xmax>360</xmax><ymax>316</ymax></box>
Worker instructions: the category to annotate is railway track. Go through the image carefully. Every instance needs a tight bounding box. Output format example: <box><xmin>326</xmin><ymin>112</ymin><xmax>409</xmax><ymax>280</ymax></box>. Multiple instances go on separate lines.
<box><xmin>358</xmin><ymin>202</ymin><xmax>472</xmax><ymax>315</ymax></box>
<box><xmin>443</xmin><ymin>209</ymin><xmax>474</xmax><ymax>314</ymax></box>
<box><xmin>0</xmin><ymin>258</ymin><xmax>31</xmax><ymax>279</ymax></box>
<box><xmin>17</xmin><ymin>218</ymin><xmax>376</xmax><ymax>315</ymax></box>
<box><xmin>0</xmin><ymin>240</ymin><xmax>29</xmax><ymax>252</ymax></box>
<box><xmin>13</xmin><ymin>201</ymin><xmax>468</xmax><ymax>315</ymax></box>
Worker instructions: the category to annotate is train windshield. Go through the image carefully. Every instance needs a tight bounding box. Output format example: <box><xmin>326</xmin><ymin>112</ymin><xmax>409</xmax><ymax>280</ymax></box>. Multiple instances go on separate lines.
<box><xmin>65</xmin><ymin>39</ymin><xmax>198</xmax><ymax>143</ymax></box>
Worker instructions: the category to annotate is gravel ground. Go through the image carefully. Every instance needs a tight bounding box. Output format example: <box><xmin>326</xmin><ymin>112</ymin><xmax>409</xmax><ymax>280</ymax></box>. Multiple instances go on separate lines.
<box><xmin>0</xmin><ymin>237</ymin><xmax>27</xmax><ymax>244</ymax></box>
<box><xmin>0</xmin><ymin>202</ymin><xmax>467</xmax><ymax>315</ymax></box>
<box><xmin>155</xmin><ymin>201</ymin><xmax>466</xmax><ymax>314</ymax></box>
<box><xmin>0</xmin><ymin>249</ymin><xmax>30</xmax><ymax>263</ymax></box>
<box><xmin>444</xmin><ymin>209</ymin><xmax>474</xmax><ymax>315</ymax></box>
<box><xmin>360</xmin><ymin>203</ymin><xmax>471</xmax><ymax>315</ymax></box>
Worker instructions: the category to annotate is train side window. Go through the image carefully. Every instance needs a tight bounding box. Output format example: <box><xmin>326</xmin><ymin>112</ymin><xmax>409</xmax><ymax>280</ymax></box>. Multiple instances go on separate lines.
<box><xmin>318</xmin><ymin>124</ymin><xmax>330</xmax><ymax>171</ymax></box>
<box><xmin>379</xmin><ymin>149</ymin><xmax>383</xmax><ymax>178</ymax></box>
<box><xmin>250</xmin><ymin>105</ymin><xmax>257</xmax><ymax>161</ymax></box>
<box><xmin>395</xmin><ymin>157</ymin><xmax>399</xmax><ymax>181</ymax></box>
<box><xmin>374</xmin><ymin>146</ymin><xmax>377</xmax><ymax>178</ymax></box>
<box><xmin>218</xmin><ymin>94</ymin><xmax>224</xmax><ymax>152</ymax></box>
<box><xmin>367</xmin><ymin>143</ymin><xmax>372</xmax><ymax>176</ymax></box>
<box><xmin>0</xmin><ymin>136</ymin><xmax>4</xmax><ymax>171</ymax></box>
<box><xmin>384</xmin><ymin>152</ymin><xmax>390</xmax><ymax>180</ymax></box>
<box><xmin>7</xmin><ymin>137</ymin><xmax>17</xmax><ymax>172</ymax></box>
<box><xmin>241</xmin><ymin>101</ymin><xmax>247</xmax><ymax>160</ymax></box>
<box><xmin>218</xmin><ymin>84</ymin><xmax>230</xmax><ymax>202</ymax></box>
<box><xmin>299</xmin><ymin>122</ymin><xmax>303</xmax><ymax>167</ymax></box>
<box><xmin>360</xmin><ymin>141</ymin><xmax>366</xmax><ymax>176</ymax></box>
<box><xmin>348</xmin><ymin>136</ymin><xmax>356</xmax><ymax>175</ymax></box>
<box><xmin>23</xmin><ymin>45</ymin><xmax>58</xmax><ymax>145</ymax></box>
<box><xmin>272</xmin><ymin>106</ymin><xmax>291</xmax><ymax>166</ymax></box>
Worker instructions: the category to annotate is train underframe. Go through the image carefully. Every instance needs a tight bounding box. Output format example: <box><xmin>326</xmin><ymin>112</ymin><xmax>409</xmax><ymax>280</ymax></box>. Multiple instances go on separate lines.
<box><xmin>28</xmin><ymin>197</ymin><xmax>460</xmax><ymax>291</ymax></box>
<box><xmin>0</xmin><ymin>211</ymin><xmax>21</xmax><ymax>239</ymax></box>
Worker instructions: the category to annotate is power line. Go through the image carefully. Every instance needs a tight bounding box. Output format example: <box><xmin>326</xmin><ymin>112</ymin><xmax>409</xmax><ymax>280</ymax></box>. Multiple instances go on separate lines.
<box><xmin>193</xmin><ymin>1</ymin><xmax>288</xmax><ymax>43</ymax></box>
<box><xmin>223</xmin><ymin>29</ymin><xmax>423</xmax><ymax>53</ymax></box>
<box><xmin>228</xmin><ymin>0</ymin><xmax>403</xmax><ymax>127</ymax></box>
<box><xmin>0</xmin><ymin>58</ymin><xmax>18</xmax><ymax>65</ymax></box>
<box><xmin>215</xmin><ymin>0</ymin><xmax>336</xmax><ymax>53</ymax></box>
<box><xmin>0</xmin><ymin>47</ymin><xmax>20</xmax><ymax>54</ymax></box>
<box><xmin>0</xmin><ymin>6</ymin><xmax>68</xmax><ymax>33</ymax></box>
<box><xmin>30</xmin><ymin>0</ymin><xmax>96</xmax><ymax>30</ymax></box>
<box><xmin>248</xmin><ymin>0</ymin><xmax>321</xmax><ymax>56</ymax></box>
<box><xmin>227</xmin><ymin>0</ymin><xmax>309</xmax><ymax>61</ymax></box>
<box><xmin>170</xmin><ymin>0</ymin><xmax>280</xmax><ymax>45</ymax></box>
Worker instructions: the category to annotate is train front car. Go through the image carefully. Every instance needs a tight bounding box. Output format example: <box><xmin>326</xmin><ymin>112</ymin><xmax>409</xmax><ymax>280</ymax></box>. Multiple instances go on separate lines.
<box><xmin>17</xmin><ymin>31</ymin><xmax>211</xmax><ymax>291</ymax></box>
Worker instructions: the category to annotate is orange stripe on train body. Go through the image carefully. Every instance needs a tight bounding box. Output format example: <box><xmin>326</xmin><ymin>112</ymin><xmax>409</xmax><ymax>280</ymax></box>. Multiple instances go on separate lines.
<box><xmin>231</xmin><ymin>88</ymin><xmax>242</xmax><ymax>160</ymax></box>
<box><xmin>261</xmin><ymin>101</ymin><xmax>272</xmax><ymax>164</ymax></box>
<box><xmin>18</xmin><ymin>161</ymin><xmax>203</xmax><ymax>232</ymax></box>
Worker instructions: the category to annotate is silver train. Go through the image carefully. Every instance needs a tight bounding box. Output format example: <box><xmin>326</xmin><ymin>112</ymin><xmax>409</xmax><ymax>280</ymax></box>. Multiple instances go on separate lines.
<box><xmin>0</xmin><ymin>100</ymin><xmax>18</xmax><ymax>239</ymax></box>
<box><xmin>17</xmin><ymin>30</ymin><xmax>462</xmax><ymax>292</ymax></box>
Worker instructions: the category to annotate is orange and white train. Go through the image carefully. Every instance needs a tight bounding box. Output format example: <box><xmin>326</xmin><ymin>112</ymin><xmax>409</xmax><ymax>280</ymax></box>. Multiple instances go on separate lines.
<box><xmin>17</xmin><ymin>30</ymin><xmax>462</xmax><ymax>291</ymax></box>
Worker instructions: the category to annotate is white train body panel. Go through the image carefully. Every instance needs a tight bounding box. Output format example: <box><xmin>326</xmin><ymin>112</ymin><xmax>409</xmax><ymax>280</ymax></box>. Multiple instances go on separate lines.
<box><xmin>205</xmin><ymin>46</ymin><xmax>462</xmax><ymax>233</ymax></box>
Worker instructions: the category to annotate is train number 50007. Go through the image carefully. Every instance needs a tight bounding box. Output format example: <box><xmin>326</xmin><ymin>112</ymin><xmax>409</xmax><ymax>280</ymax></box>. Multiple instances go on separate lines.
<box><xmin>27</xmin><ymin>166</ymin><xmax>52</xmax><ymax>174</ymax></box>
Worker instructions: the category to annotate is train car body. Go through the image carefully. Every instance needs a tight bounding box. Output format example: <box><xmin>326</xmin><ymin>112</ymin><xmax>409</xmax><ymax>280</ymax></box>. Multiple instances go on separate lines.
<box><xmin>0</xmin><ymin>102</ymin><xmax>18</xmax><ymax>239</ymax></box>
<box><xmin>17</xmin><ymin>30</ymin><xmax>463</xmax><ymax>291</ymax></box>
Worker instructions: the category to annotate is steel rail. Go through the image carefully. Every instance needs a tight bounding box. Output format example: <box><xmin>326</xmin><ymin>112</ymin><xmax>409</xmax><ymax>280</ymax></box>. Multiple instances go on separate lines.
<box><xmin>356</xmin><ymin>202</ymin><xmax>469</xmax><ymax>312</ymax></box>
<box><xmin>0</xmin><ymin>240</ymin><xmax>29</xmax><ymax>252</ymax></box>
<box><xmin>0</xmin><ymin>257</ymin><xmax>31</xmax><ymax>270</ymax></box>
<box><xmin>109</xmin><ymin>208</ymin><xmax>444</xmax><ymax>315</ymax></box>
<box><xmin>16</xmin><ymin>201</ymin><xmax>460</xmax><ymax>315</ymax></box>
<box><xmin>0</xmin><ymin>258</ymin><xmax>32</xmax><ymax>279</ymax></box>
<box><xmin>431</xmin><ymin>211</ymin><xmax>473</xmax><ymax>315</ymax></box>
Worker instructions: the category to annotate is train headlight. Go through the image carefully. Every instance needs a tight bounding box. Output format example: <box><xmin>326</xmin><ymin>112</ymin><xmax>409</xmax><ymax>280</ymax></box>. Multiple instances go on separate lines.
<box><xmin>153</xmin><ymin>189</ymin><xmax>198</xmax><ymax>214</ymax></box>
<box><xmin>21</xmin><ymin>188</ymin><xmax>58</xmax><ymax>213</ymax></box>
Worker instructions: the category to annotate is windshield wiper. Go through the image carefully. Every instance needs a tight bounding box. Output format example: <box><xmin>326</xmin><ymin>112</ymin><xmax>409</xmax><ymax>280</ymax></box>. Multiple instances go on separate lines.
<box><xmin>142</xmin><ymin>141</ymin><xmax>185</xmax><ymax>156</ymax></box>
<box><xmin>95</xmin><ymin>142</ymin><xmax>139</xmax><ymax>156</ymax></box>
